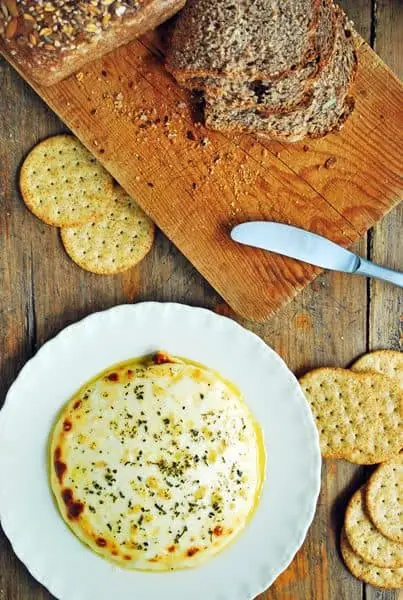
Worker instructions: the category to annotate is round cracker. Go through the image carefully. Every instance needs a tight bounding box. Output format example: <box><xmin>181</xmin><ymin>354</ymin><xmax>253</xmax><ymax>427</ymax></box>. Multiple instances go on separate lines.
<box><xmin>345</xmin><ymin>486</ymin><xmax>403</xmax><ymax>568</ymax></box>
<box><xmin>20</xmin><ymin>135</ymin><xmax>114</xmax><ymax>227</ymax></box>
<box><xmin>340</xmin><ymin>527</ymin><xmax>403</xmax><ymax>589</ymax></box>
<box><xmin>366</xmin><ymin>453</ymin><xmax>403</xmax><ymax>544</ymax></box>
<box><xmin>299</xmin><ymin>368</ymin><xmax>403</xmax><ymax>464</ymax></box>
<box><xmin>352</xmin><ymin>350</ymin><xmax>403</xmax><ymax>389</ymax></box>
<box><xmin>61</xmin><ymin>185</ymin><xmax>155</xmax><ymax>274</ymax></box>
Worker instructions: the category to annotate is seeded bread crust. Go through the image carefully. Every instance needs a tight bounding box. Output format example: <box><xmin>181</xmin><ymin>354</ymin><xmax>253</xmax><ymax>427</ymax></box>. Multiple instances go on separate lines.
<box><xmin>188</xmin><ymin>0</ymin><xmax>338</xmax><ymax>114</ymax></box>
<box><xmin>205</xmin><ymin>16</ymin><xmax>357</xmax><ymax>142</ymax></box>
<box><xmin>166</xmin><ymin>0</ymin><xmax>322</xmax><ymax>82</ymax></box>
<box><xmin>0</xmin><ymin>0</ymin><xmax>185</xmax><ymax>86</ymax></box>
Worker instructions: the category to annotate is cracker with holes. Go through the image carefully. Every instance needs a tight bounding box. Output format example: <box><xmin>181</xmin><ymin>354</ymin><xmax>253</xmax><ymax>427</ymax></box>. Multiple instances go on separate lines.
<box><xmin>20</xmin><ymin>135</ymin><xmax>114</xmax><ymax>227</ymax></box>
<box><xmin>352</xmin><ymin>350</ymin><xmax>403</xmax><ymax>389</ymax></box>
<box><xmin>345</xmin><ymin>486</ymin><xmax>403</xmax><ymax>568</ymax></box>
<box><xmin>340</xmin><ymin>528</ymin><xmax>403</xmax><ymax>589</ymax></box>
<box><xmin>366</xmin><ymin>453</ymin><xmax>403</xmax><ymax>544</ymax></box>
<box><xmin>299</xmin><ymin>368</ymin><xmax>403</xmax><ymax>464</ymax></box>
<box><xmin>61</xmin><ymin>185</ymin><xmax>155</xmax><ymax>274</ymax></box>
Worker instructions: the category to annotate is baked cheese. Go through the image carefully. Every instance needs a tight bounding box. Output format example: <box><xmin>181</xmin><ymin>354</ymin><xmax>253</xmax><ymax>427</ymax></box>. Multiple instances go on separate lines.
<box><xmin>50</xmin><ymin>353</ymin><xmax>264</xmax><ymax>570</ymax></box>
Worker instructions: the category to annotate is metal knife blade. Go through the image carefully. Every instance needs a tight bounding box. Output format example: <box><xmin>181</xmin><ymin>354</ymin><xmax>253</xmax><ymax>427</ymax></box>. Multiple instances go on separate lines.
<box><xmin>231</xmin><ymin>221</ymin><xmax>403</xmax><ymax>288</ymax></box>
<box><xmin>231</xmin><ymin>222</ymin><xmax>359</xmax><ymax>272</ymax></box>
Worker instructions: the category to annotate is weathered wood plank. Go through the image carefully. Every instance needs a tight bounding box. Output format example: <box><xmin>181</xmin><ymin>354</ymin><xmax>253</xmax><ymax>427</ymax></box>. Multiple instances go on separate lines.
<box><xmin>368</xmin><ymin>208</ymin><xmax>403</xmax><ymax>352</ymax></box>
<box><xmin>365</xmin><ymin>0</ymin><xmax>403</xmax><ymax>598</ymax></box>
<box><xmin>368</xmin><ymin>0</ymin><xmax>403</xmax><ymax>349</ymax></box>
<box><xmin>0</xmin><ymin>57</ymin><xmax>61</xmax><ymax>600</ymax></box>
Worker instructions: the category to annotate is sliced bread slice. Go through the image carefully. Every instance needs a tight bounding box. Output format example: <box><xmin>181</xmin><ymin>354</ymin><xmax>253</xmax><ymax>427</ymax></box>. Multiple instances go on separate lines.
<box><xmin>183</xmin><ymin>0</ymin><xmax>337</xmax><ymax>114</ymax></box>
<box><xmin>166</xmin><ymin>0</ymin><xmax>321</xmax><ymax>81</ymax></box>
<box><xmin>204</xmin><ymin>17</ymin><xmax>357</xmax><ymax>142</ymax></box>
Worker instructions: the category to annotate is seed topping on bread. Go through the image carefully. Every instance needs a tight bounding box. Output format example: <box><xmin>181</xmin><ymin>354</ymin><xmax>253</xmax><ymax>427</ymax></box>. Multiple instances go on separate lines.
<box><xmin>0</xmin><ymin>0</ymin><xmax>142</xmax><ymax>51</ymax></box>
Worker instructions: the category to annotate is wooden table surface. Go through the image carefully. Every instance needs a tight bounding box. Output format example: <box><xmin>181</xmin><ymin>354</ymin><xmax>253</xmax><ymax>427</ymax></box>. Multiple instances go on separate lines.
<box><xmin>0</xmin><ymin>1</ymin><xmax>402</xmax><ymax>599</ymax></box>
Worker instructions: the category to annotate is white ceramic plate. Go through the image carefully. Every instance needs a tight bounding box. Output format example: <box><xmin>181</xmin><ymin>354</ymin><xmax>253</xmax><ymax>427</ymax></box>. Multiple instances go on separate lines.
<box><xmin>0</xmin><ymin>303</ymin><xmax>321</xmax><ymax>600</ymax></box>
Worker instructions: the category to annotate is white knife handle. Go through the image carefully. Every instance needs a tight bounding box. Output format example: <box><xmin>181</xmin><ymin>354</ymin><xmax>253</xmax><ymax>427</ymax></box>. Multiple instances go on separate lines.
<box><xmin>355</xmin><ymin>258</ymin><xmax>403</xmax><ymax>288</ymax></box>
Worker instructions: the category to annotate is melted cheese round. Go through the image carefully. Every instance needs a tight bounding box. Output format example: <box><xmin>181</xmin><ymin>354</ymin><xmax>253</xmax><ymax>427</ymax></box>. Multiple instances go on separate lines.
<box><xmin>50</xmin><ymin>354</ymin><xmax>264</xmax><ymax>570</ymax></box>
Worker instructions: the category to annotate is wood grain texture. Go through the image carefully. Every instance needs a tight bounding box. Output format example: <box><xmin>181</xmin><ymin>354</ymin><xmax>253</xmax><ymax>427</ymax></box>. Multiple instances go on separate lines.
<box><xmin>1</xmin><ymin>23</ymin><xmax>402</xmax><ymax>322</ymax></box>
<box><xmin>249</xmin><ymin>41</ymin><xmax>402</xmax><ymax>236</ymax></box>
<box><xmin>0</xmin><ymin>54</ymin><xmax>61</xmax><ymax>600</ymax></box>
<box><xmin>0</xmin><ymin>1</ymin><xmax>402</xmax><ymax>599</ymax></box>
<box><xmin>365</xmin><ymin>1</ymin><xmax>403</xmax><ymax>599</ymax></box>
<box><xmin>367</xmin><ymin>0</ymin><xmax>403</xmax><ymax>354</ymax></box>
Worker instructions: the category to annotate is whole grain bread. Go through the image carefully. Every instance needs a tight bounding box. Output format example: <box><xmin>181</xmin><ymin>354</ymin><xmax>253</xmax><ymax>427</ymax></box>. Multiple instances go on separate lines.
<box><xmin>0</xmin><ymin>0</ymin><xmax>185</xmax><ymax>86</ymax></box>
<box><xmin>183</xmin><ymin>0</ymin><xmax>338</xmax><ymax>114</ymax></box>
<box><xmin>166</xmin><ymin>0</ymin><xmax>322</xmax><ymax>81</ymax></box>
<box><xmin>205</xmin><ymin>16</ymin><xmax>357</xmax><ymax>142</ymax></box>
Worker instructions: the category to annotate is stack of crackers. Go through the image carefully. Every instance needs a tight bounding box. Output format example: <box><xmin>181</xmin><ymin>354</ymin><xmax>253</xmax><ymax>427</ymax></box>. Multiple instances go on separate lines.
<box><xmin>20</xmin><ymin>135</ymin><xmax>155</xmax><ymax>274</ymax></box>
<box><xmin>300</xmin><ymin>350</ymin><xmax>403</xmax><ymax>588</ymax></box>
<box><xmin>342</xmin><ymin>455</ymin><xmax>402</xmax><ymax>589</ymax></box>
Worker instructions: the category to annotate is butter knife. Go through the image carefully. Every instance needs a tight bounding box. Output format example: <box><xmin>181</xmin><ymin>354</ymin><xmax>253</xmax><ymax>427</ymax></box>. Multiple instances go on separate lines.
<box><xmin>231</xmin><ymin>222</ymin><xmax>403</xmax><ymax>288</ymax></box>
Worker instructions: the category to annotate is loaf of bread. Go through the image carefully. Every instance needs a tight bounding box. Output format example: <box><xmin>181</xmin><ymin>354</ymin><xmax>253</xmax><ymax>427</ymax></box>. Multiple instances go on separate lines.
<box><xmin>166</xmin><ymin>0</ymin><xmax>358</xmax><ymax>142</ymax></box>
<box><xmin>0</xmin><ymin>0</ymin><xmax>185</xmax><ymax>86</ymax></box>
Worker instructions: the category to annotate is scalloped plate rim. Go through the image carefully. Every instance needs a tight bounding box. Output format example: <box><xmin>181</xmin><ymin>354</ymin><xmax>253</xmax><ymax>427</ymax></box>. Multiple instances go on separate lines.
<box><xmin>0</xmin><ymin>302</ymin><xmax>321</xmax><ymax>600</ymax></box>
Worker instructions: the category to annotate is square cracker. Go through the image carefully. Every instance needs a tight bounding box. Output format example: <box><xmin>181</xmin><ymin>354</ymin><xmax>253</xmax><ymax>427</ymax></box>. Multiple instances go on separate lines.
<box><xmin>299</xmin><ymin>368</ymin><xmax>403</xmax><ymax>464</ymax></box>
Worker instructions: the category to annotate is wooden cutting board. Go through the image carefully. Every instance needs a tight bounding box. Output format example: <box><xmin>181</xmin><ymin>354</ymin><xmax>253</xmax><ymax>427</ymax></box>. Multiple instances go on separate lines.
<box><xmin>2</xmin><ymin>31</ymin><xmax>402</xmax><ymax>322</ymax></box>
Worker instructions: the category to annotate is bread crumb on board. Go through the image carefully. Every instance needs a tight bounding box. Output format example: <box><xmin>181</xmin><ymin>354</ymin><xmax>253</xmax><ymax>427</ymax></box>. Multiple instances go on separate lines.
<box><xmin>324</xmin><ymin>156</ymin><xmax>337</xmax><ymax>168</ymax></box>
<box><xmin>77</xmin><ymin>70</ymin><xmax>263</xmax><ymax>213</ymax></box>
